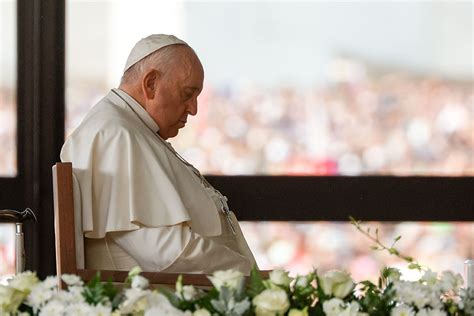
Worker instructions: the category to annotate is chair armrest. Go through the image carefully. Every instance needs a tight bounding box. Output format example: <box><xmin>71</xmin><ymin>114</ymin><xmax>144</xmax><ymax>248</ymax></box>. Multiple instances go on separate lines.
<box><xmin>0</xmin><ymin>208</ymin><xmax>37</xmax><ymax>223</ymax></box>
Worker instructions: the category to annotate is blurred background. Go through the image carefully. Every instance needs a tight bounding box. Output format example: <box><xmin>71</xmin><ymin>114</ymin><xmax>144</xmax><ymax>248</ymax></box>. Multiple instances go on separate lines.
<box><xmin>1</xmin><ymin>0</ymin><xmax>472</xmax><ymax>283</ymax></box>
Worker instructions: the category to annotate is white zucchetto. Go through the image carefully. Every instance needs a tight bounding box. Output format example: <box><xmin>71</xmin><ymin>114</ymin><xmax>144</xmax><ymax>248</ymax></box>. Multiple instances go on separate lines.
<box><xmin>123</xmin><ymin>34</ymin><xmax>187</xmax><ymax>72</ymax></box>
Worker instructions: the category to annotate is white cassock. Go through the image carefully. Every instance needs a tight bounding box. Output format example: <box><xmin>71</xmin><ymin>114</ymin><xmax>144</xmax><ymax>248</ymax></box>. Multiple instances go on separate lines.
<box><xmin>61</xmin><ymin>88</ymin><xmax>257</xmax><ymax>274</ymax></box>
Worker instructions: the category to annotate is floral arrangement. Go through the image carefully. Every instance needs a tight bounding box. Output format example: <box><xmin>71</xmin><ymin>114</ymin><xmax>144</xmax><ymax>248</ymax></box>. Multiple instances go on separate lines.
<box><xmin>1</xmin><ymin>220</ymin><xmax>473</xmax><ymax>316</ymax></box>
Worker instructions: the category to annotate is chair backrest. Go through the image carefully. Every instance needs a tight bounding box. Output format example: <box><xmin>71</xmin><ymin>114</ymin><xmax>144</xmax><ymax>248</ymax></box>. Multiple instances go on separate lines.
<box><xmin>52</xmin><ymin>162</ymin><xmax>77</xmax><ymax>277</ymax></box>
<box><xmin>52</xmin><ymin>162</ymin><xmax>215</xmax><ymax>288</ymax></box>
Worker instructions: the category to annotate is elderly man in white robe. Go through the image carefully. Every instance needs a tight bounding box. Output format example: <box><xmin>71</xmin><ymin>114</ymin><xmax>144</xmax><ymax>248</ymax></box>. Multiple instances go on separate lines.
<box><xmin>61</xmin><ymin>34</ymin><xmax>257</xmax><ymax>274</ymax></box>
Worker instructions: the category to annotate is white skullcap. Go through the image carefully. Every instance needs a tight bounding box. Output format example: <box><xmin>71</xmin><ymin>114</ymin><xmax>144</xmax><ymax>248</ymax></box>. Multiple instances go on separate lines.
<box><xmin>123</xmin><ymin>34</ymin><xmax>187</xmax><ymax>73</ymax></box>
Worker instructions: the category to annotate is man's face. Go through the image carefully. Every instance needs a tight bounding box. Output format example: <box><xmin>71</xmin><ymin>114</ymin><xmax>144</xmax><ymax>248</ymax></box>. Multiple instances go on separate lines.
<box><xmin>147</xmin><ymin>49</ymin><xmax>204</xmax><ymax>139</ymax></box>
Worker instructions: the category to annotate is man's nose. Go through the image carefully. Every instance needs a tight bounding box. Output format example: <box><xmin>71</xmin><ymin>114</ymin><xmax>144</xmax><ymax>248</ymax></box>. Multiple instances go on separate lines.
<box><xmin>187</xmin><ymin>98</ymin><xmax>198</xmax><ymax>116</ymax></box>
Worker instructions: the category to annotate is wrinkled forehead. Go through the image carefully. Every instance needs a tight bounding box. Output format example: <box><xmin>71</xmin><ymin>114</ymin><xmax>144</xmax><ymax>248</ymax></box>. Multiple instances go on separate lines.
<box><xmin>171</xmin><ymin>47</ymin><xmax>204</xmax><ymax>83</ymax></box>
<box><xmin>175</xmin><ymin>46</ymin><xmax>203</xmax><ymax>71</ymax></box>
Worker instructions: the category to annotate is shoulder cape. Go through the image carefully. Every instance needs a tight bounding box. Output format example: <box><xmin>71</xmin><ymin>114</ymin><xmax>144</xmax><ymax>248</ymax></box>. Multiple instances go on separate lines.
<box><xmin>61</xmin><ymin>92</ymin><xmax>221</xmax><ymax>239</ymax></box>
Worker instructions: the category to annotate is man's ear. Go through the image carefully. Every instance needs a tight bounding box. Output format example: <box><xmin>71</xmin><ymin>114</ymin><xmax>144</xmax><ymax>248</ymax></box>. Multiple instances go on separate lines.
<box><xmin>142</xmin><ymin>69</ymin><xmax>160</xmax><ymax>99</ymax></box>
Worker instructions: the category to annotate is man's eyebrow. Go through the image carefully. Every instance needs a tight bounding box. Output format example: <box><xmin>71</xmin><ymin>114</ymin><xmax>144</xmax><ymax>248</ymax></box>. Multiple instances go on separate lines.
<box><xmin>185</xmin><ymin>86</ymin><xmax>202</xmax><ymax>92</ymax></box>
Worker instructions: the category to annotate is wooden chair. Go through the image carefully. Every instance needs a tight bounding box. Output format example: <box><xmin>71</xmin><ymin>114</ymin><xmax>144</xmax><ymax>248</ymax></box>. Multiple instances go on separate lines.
<box><xmin>53</xmin><ymin>162</ymin><xmax>268</xmax><ymax>289</ymax></box>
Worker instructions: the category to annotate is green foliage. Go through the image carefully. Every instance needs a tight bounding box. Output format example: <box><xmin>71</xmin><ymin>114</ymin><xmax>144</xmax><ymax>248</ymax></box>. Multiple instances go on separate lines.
<box><xmin>82</xmin><ymin>272</ymin><xmax>118</xmax><ymax>306</ymax></box>
<box><xmin>314</xmin><ymin>274</ymin><xmax>328</xmax><ymax>302</ymax></box>
<box><xmin>211</xmin><ymin>286</ymin><xmax>251</xmax><ymax>316</ymax></box>
<box><xmin>192</xmin><ymin>288</ymin><xmax>219</xmax><ymax>313</ymax></box>
<box><xmin>3</xmin><ymin>219</ymin><xmax>468</xmax><ymax>316</ymax></box>
<box><xmin>17</xmin><ymin>304</ymin><xmax>33</xmax><ymax>315</ymax></box>
<box><xmin>157</xmin><ymin>285</ymin><xmax>181</xmax><ymax>308</ymax></box>
<box><xmin>358</xmin><ymin>279</ymin><xmax>395</xmax><ymax>315</ymax></box>
<box><xmin>247</xmin><ymin>266</ymin><xmax>265</xmax><ymax>298</ymax></box>
<box><xmin>290</xmin><ymin>272</ymin><xmax>316</xmax><ymax>310</ymax></box>
<box><xmin>349</xmin><ymin>216</ymin><xmax>423</xmax><ymax>271</ymax></box>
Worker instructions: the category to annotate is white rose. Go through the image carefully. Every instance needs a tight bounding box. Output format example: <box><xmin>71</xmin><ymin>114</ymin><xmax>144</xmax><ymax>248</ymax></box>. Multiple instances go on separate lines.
<box><xmin>421</xmin><ymin>270</ymin><xmax>438</xmax><ymax>286</ymax></box>
<box><xmin>208</xmin><ymin>269</ymin><xmax>244</xmax><ymax>290</ymax></box>
<box><xmin>193</xmin><ymin>308</ymin><xmax>211</xmax><ymax>316</ymax></box>
<box><xmin>288</xmin><ymin>307</ymin><xmax>308</xmax><ymax>316</ymax></box>
<box><xmin>63</xmin><ymin>285</ymin><xmax>85</xmax><ymax>304</ymax></box>
<box><xmin>340</xmin><ymin>301</ymin><xmax>360</xmax><ymax>316</ymax></box>
<box><xmin>0</xmin><ymin>285</ymin><xmax>26</xmax><ymax>314</ymax></box>
<box><xmin>439</xmin><ymin>271</ymin><xmax>463</xmax><ymax>292</ymax></box>
<box><xmin>39</xmin><ymin>300</ymin><xmax>66</xmax><ymax>316</ymax></box>
<box><xmin>145</xmin><ymin>292</ymin><xmax>192</xmax><ymax>316</ymax></box>
<box><xmin>41</xmin><ymin>276</ymin><xmax>58</xmax><ymax>289</ymax></box>
<box><xmin>9</xmin><ymin>271</ymin><xmax>39</xmax><ymax>292</ymax></box>
<box><xmin>182</xmin><ymin>285</ymin><xmax>197</xmax><ymax>301</ymax></box>
<box><xmin>412</xmin><ymin>291</ymin><xmax>431</xmax><ymax>310</ymax></box>
<box><xmin>93</xmin><ymin>304</ymin><xmax>113</xmax><ymax>316</ymax></box>
<box><xmin>252</xmin><ymin>288</ymin><xmax>290</xmax><ymax>316</ymax></box>
<box><xmin>416</xmin><ymin>308</ymin><xmax>447</xmax><ymax>316</ymax></box>
<box><xmin>132</xmin><ymin>275</ymin><xmax>149</xmax><ymax>289</ymax></box>
<box><xmin>145</xmin><ymin>306</ymin><xmax>192</xmax><ymax>316</ymax></box>
<box><xmin>295</xmin><ymin>276</ymin><xmax>308</xmax><ymax>288</ymax></box>
<box><xmin>323</xmin><ymin>298</ymin><xmax>344</xmax><ymax>316</ymax></box>
<box><xmin>269</xmin><ymin>269</ymin><xmax>292</xmax><ymax>287</ymax></box>
<box><xmin>64</xmin><ymin>302</ymin><xmax>94</xmax><ymax>316</ymax></box>
<box><xmin>391</xmin><ymin>305</ymin><xmax>415</xmax><ymax>316</ymax></box>
<box><xmin>26</xmin><ymin>284</ymin><xmax>55</xmax><ymax>311</ymax></box>
<box><xmin>319</xmin><ymin>270</ymin><xmax>354</xmax><ymax>299</ymax></box>
<box><xmin>0</xmin><ymin>285</ymin><xmax>14</xmax><ymax>305</ymax></box>
<box><xmin>61</xmin><ymin>274</ymin><xmax>83</xmax><ymax>287</ymax></box>
<box><xmin>119</xmin><ymin>288</ymin><xmax>148</xmax><ymax>314</ymax></box>
<box><xmin>52</xmin><ymin>288</ymin><xmax>80</xmax><ymax>305</ymax></box>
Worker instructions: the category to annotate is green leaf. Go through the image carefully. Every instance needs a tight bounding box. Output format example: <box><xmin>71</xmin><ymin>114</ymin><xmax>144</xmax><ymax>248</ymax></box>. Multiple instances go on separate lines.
<box><xmin>82</xmin><ymin>272</ymin><xmax>112</xmax><ymax>306</ymax></box>
<box><xmin>408</xmin><ymin>263</ymin><xmax>422</xmax><ymax>270</ymax></box>
<box><xmin>388</xmin><ymin>248</ymin><xmax>399</xmax><ymax>255</ymax></box>
<box><xmin>193</xmin><ymin>288</ymin><xmax>219</xmax><ymax>313</ymax></box>
<box><xmin>111</xmin><ymin>292</ymin><xmax>125</xmax><ymax>311</ymax></box>
<box><xmin>247</xmin><ymin>265</ymin><xmax>265</xmax><ymax>298</ymax></box>
<box><xmin>157</xmin><ymin>286</ymin><xmax>181</xmax><ymax>308</ymax></box>
<box><xmin>348</xmin><ymin>216</ymin><xmax>357</xmax><ymax>224</ymax></box>
<box><xmin>175</xmin><ymin>275</ymin><xmax>183</xmax><ymax>295</ymax></box>
<box><xmin>235</xmin><ymin>275</ymin><xmax>247</xmax><ymax>300</ymax></box>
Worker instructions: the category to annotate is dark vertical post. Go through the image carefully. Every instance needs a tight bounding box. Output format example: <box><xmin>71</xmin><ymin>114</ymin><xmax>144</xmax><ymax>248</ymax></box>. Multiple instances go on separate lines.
<box><xmin>18</xmin><ymin>0</ymin><xmax>65</xmax><ymax>278</ymax></box>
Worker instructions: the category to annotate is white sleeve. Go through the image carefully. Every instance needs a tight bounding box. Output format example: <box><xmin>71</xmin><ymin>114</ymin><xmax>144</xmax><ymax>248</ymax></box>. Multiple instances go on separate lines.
<box><xmin>109</xmin><ymin>224</ymin><xmax>253</xmax><ymax>274</ymax></box>
<box><xmin>109</xmin><ymin>224</ymin><xmax>193</xmax><ymax>272</ymax></box>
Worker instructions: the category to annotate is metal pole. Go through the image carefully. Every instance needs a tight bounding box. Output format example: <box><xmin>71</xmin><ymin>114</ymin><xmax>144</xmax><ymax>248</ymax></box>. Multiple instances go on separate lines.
<box><xmin>15</xmin><ymin>222</ymin><xmax>25</xmax><ymax>274</ymax></box>
<box><xmin>0</xmin><ymin>209</ymin><xmax>36</xmax><ymax>274</ymax></box>
<box><xmin>466</xmin><ymin>259</ymin><xmax>474</xmax><ymax>289</ymax></box>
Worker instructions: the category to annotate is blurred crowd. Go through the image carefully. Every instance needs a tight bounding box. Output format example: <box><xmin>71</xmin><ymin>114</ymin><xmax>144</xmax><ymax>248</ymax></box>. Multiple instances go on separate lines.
<box><xmin>0</xmin><ymin>220</ymin><xmax>471</xmax><ymax>284</ymax></box>
<box><xmin>171</xmin><ymin>59</ymin><xmax>473</xmax><ymax>176</ymax></box>
<box><xmin>60</xmin><ymin>59</ymin><xmax>474</xmax><ymax>177</ymax></box>
<box><xmin>240</xmin><ymin>221</ymin><xmax>473</xmax><ymax>283</ymax></box>
<box><xmin>0</xmin><ymin>223</ymin><xmax>15</xmax><ymax>284</ymax></box>
<box><xmin>0</xmin><ymin>58</ymin><xmax>473</xmax><ymax>281</ymax></box>
<box><xmin>0</xmin><ymin>88</ymin><xmax>16</xmax><ymax>176</ymax></box>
